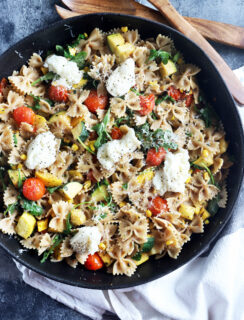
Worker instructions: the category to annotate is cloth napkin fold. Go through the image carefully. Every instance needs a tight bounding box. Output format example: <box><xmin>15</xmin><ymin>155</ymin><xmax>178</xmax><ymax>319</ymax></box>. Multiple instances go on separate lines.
<box><xmin>15</xmin><ymin>66</ymin><xmax>244</xmax><ymax>320</ymax></box>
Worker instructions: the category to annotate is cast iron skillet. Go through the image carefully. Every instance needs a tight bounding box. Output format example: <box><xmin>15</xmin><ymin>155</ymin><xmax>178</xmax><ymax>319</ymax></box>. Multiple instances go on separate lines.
<box><xmin>0</xmin><ymin>13</ymin><xmax>243</xmax><ymax>290</ymax></box>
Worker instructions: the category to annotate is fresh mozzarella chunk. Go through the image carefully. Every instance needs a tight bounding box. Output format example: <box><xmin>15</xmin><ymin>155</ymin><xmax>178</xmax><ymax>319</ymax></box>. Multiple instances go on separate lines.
<box><xmin>44</xmin><ymin>54</ymin><xmax>83</xmax><ymax>88</ymax></box>
<box><xmin>97</xmin><ymin>127</ymin><xmax>141</xmax><ymax>171</ymax></box>
<box><xmin>25</xmin><ymin>132</ymin><xmax>58</xmax><ymax>170</ymax></box>
<box><xmin>106</xmin><ymin>58</ymin><xmax>135</xmax><ymax>97</ymax></box>
<box><xmin>153</xmin><ymin>149</ymin><xmax>190</xmax><ymax>195</ymax></box>
<box><xmin>70</xmin><ymin>226</ymin><xmax>101</xmax><ymax>255</ymax></box>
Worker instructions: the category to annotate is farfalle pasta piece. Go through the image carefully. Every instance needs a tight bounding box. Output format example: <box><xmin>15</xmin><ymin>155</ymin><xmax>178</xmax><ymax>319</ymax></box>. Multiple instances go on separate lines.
<box><xmin>3</xmin><ymin>186</ymin><xmax>19</xmax><ymax>206</ymax></box>
<box><xmin>49</xmin><ymin>151</ymin><xmax>74</xmax><ymax>178</ymax></box>
<box><xmin>109</xmin><ymin>181</ymin><xmax>128</xmax><ymax>205</ymax></box>
<box><xmin>49</xmin><ymin>200</ymin><xmax>73</xmax><ymax>233</ymax></box>
<box><xmin>123</xmin><ymin>29</ymin><xmax>139</xmax><ymax>44</ymax></box>
<box><xmin>60</xmin><ymin>236</ymin><xmax>73</xmax><ymax>258</ymax></box>
<box><xmin>0</xmin><ymin>125</ymin><xmax>14</xmax><ymax>154</ymax></box>
<box><xmin>66</xmin><ymin>257</ymin><xmax>78</xmax><ymax>268</ymax></box>
<box><xmin>110</xmin><ymin>97</ymin><xmax>127</xmax><ymax>118</ymax></box>
<box><xmin>76</xmin><ymin>151</ymin><xmax>103</xmax><ymax>182</ymax></box>
<box><xmin>20</xmin><ymin>233</ymin><xmax>52</xmax><ymax>255</ymax></box>
<box><xmin>0</xmin><ymin>90</ymin><xmax>25</xmax><ymax>122</ymax></box>
<box><xmin>88</xmin><ymin>54</ymin><xmax>116</xmax><ymax>81</ymax></box>
<box><xmin>125</xmin><ymin>91</ymin><xmax>141</xmax><ymax>111</ymax></box>
<box><xmin>218</xmin><ymin>183</ymin><xmax>228</xmax><ymax>208</ymax></box>
<box><xmin>156</xmin><ymin>34</ymin><xmax>174</xmax><ymax>53</ymax></box>
<box><xmin>28</xmin><ymin>53</ymin><xmax>43</xmax><ymax>68</ymax></box>
<box><xmin>109</xmin><ymin>245</ymin><xmax>137</xmax><ymax>277</ymax></box>
<box><xmin>0</xmin><ymin>212</ymin><xmax>17</xmax><ymax>235</ymax></box>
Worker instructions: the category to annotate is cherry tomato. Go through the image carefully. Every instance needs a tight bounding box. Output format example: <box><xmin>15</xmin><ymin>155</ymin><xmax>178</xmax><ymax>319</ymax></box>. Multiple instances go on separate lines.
<box><xmin>149</xmin><ymin>196</ymin><xmax>169</xmax><ymax>216</ymax></box>
<box><xmin>87</xmin><ymin>169</ymin><xmax>97</xmax><ymax>183</ymax></box>
<box><xmin>13</xmin><ymin>106</ymin><xmax>35</xmax><ymax>126</ymax></box>
<box><xmin>48</xmin><ymin>85</ymin><xmax>68</xmax><ymax>102</ymax></box>
<box><xmin>194</xmin><ymin>168</ymin><xmax>201</xmax><ymax>174</ymax></box>
<box><xmin>0</xmin><ymin>78</ymin><xmax>7</xmax><ymax>94</ymax></box>
<box><xmin>185</xmin><ymin>94</ymin><xmax>194</xmax><ymax>107</ymax></box>
<box><xmin>84</xmin><ymin>253</ymin><xmax>104</xmax><ymax>271</ymax></box>
<box><xmin>139</xmin><ymin>94</ymin><xmax>155</xmax><ymax>116</ymax></box>
<box><xmin>84</xmin><ymin>89</ymin><xmax>108</xmax><ymax>113</ymax></box>
<box><xmin>146</xmin><ymin>147</ymin><xmax>167</xmax><ymax>166</ymax></box>
<box><xmin>167</xmin><ymin>86</ymin><xmax>182</xmax><ymax>101</ymax></box>
<box><xmin>111</xmin><ymin>127</ymin><xmax>123</xmax><ymax>140</ymax></box>
<box><xmin>22</xmin><ymin>178</ymin><xmax>46</xmax><ymax>201</ymax></box>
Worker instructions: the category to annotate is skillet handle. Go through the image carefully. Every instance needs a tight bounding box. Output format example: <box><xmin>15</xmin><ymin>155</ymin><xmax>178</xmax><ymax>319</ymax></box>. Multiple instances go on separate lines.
<box><xmin>148</xmin><ymin>0</ymin><xmax>244</xmax><ymax>105</ymax></box>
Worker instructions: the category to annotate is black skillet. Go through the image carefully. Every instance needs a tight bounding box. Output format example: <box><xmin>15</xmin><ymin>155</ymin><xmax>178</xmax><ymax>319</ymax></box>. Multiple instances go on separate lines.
<box><xmin>0</xmin><ymin>13</ymin><xmax>243</xmax><ymax>289</ymax></box>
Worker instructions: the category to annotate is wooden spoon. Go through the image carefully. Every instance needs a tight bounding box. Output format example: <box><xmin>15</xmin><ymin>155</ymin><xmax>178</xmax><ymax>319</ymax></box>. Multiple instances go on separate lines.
<box><xmin>148</xmin><ymin>0</ymin><xmax>244</xmax><ymax>105</ymax></box>
<box><xmin>57</xmin><ymin>0</ymin><xmax>244</xmax><ymax>49</ymax></box>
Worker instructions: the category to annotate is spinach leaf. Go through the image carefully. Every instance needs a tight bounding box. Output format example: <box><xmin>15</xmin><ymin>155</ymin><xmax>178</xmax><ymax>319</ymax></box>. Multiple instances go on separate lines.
<box><xmin>197</xmin><ymin>107</ymin><xmax>212</xmax><ymax>128</ymax></box>
<box><xmin>207</xmin><ymin>196</ymin><xmax>219</xmax><ymax>216</ymax></box>
<box><xmin>148</xmin><ymin>49</ymin><xmax>171</xmax><ymax>64</ymax></box>
<box><xmin>47</xmin><ymin>183</ymin><xmax>67</xmax><ymax>194</ymax></box>
<box><xmin>141</xmin><ymin>237</ymin><xmax>155</xmax><ymax>253</ymax></box>
<box><xmin>70</xmin><ymin>33</ymin><xmax>86</xmax><ymax>47</ymax></box>
<box><xmin>20</xmin><ymin>198</ymin><xmax>43</xmax><ymax>216</ymax></box>
<box><xmin>155</xmin><ymin>94</ymin><xmax>175</xmax><ymax>105</ymax></box>
<box><xmin>191</xmin><ymin>163</ymin><xmax>216</xmax><ymax>186</ymax></box>
<box><xmin>31</xmin><ymin>72</ymin><xmax>56</xmax><ymax>87</ymax></box>
<box><xmin>132</xmin><ymin>252</ymin><xmax>142</xmax><ymax>261</ymax></box>
<box><xmin>150</xmin><ymin>111</ymin><xmax>158</xmax><ymax>120</ymax></box>
<box><xmin>93</xmin><ymin>108</ymin><xmax>112</xmax><ymax>149</ymax></box>
<box><xmin>77</xmin><ymin>138</ymin><xmax>95</xmax><ymax>154</ymax></box>
<box><xmin>41</xmin><ymin>235</ymin><xmax>63</xmax><ymax>263</ymax></box>
<box><xmin>79</xmin><ymin>122</ymin><xmax>89</xmax><ymax>142</ymax></box>
<box><xmin>70</xmin><ymin>51</ymin><xmax>87</xmax><ymax>69</ymax></box>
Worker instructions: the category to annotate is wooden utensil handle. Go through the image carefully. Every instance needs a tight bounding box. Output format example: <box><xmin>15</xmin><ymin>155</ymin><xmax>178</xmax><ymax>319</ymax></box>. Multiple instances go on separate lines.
<box><xmin>149</xmin><ymin>0</ymin><xmax>244</xmax><ymax>105</ymax></box>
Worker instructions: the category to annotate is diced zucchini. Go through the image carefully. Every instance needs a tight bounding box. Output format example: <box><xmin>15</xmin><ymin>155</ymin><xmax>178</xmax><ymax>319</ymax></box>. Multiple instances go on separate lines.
<box><xmin>49</xmin><ymin>111</ymin><xmax>70</xmax><ymax>125</ymax></box>
<box><xmin>159</xmin><ymin>59</ymin><xmax>177</xmax><ymax>78</ymax></box>
<box><xmin>115</xmin><ymin>43</ymin><xmax>135</xmax><ymax>62</ymax></box>
<box><xmin>107</xmin><ymin>33</ymin><xmax>125</xmax><ymax>53</ymax></box>
<box><xmin>134</xmin><ymin>253</ymin><xmax>149</xmax><ymax>266</ymax></box>
<box><xmin>60</xmin><ymin>182</ymin><xmax>83</xmax><ymax>200</ymax></box>
<box><xmin>136</xmin><ymin>169</ymin><xmax>154</xmax><ymax>184</ymax></box>
<box><xmin>70</xmin><ymin>209</ymin><xmax>86</xmax><ymax>226</ymax></box>
<box><xmin>179</xmin><ymin>204</ymin><xmax>195</xmax><ymax>220</ymax></box>
<box><xmin>91</xmin><ymin>185</ymin><xmax>108</xmax><ymax>202</ymax></box>
<box><xmin>34</xmin><ymin>115</ymin><xmax>47</xmax><ymax>128</ymax></box>
<box><xmin>16</xmin><ymin>212</ymin><xmax>36</xmax><ymax>239</ymax></box>
<box><xmin>37</xmin><ymin>219</ymin><xmax>49</xmax><ymax>232</ymax></box>
<box><xmin>200</xmin><ymin>208</ymin><xmax>211</xmax><ymax>221</ymax></box>
<box><xmin>8</xmin><ymin>169</ymin><xmax>25</xmax><ymax>188</ymax></box>
<box><xmin>98</xmin><ymin>252</ymin><xmax>113</xmax><ymax>267</ymax></box>
<box><xmin>35</xmin><ymin>171</ymin><xmax>63</xmax><ymax>187</ymax></box>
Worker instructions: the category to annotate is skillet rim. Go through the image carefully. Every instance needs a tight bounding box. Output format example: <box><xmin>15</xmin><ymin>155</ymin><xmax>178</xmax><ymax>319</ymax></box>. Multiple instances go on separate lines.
<box><xmin>0</xmin><ymin>12</ymin><xmax>243</xmax><ymax>289</ymax></box>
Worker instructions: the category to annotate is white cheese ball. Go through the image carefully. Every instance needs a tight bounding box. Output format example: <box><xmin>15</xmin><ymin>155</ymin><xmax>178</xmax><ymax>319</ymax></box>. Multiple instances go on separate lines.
<box><xmin>97</xmin><ymin>127</ymin><xmax>141</xmax><ymax>171</ymax></box>
<box><xmin>106</xmin><ymin>58</ymin><xmax>135</xmax><ymax>97</ymax></box>
<box><xmin>153</xmin><ymin>149</ymin><xmax>190</xmax><ymax>195</ymax></box>
<box><xmin>44</xmin><ymin>54</ymin><xmax>83</xmax><ymax>88</ymax></box>
<box><xmin>25</xmin><ymin>132</ymin><xmax>58</xmax><ymax>170</ymax></box>
<box><xmin>70</xmin><ymin>226</ymin><xmax>101</xmax><ymax>255</ymax></box>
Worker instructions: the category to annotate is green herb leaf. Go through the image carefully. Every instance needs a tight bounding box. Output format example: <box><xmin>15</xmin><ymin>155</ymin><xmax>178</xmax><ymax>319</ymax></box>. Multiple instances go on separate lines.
<box><xmin>173</xmin><ymin>51</ymin><xmax>180</xmax><ymax>63</ymax></box>
<box><xmin>44</xmin><ymin>98</ymin><xmax>54</xmax><ymax>106</ymax></box>
<box><xmin>83</xmin><ymin>73</ymin><xmax>99</xmax><ymax>89</ymax></box>
<box><xmin>207</xmin><ymin>196</ymin><xmax>219</xmax><ymax>216</ymax></box>
<box><xmin>4</xmin><ymin>202</ymin><xmax>18</xmax><ymax>215</ymax></box>
<box><xmin>93</xmin><ymin>108</ymin><xmax>112</xmax><ymax>149</ymax></box>
<box><xmin>155</xmin><ymin>94</ymin><xmax>169</xmax><ymax>105</ymax></box>
<box><xmin>41</xmin><ymin>235</ymin><xmax>63</xmax><ymax>263</ymax></box>
<box><xmin>70</xmin><ymin>33</ymin><xmax>86</xmax><ymax>47</ymax></box>
<box><xmin>150</xmin><ymin>111</ymin><xmax>158</xmax><ymax>120</ymax></box>
<box><xmin>13</xmin><ymin>133</ymin><xmax>18</xmax><ymax>147</ymax></box>
<box><xmin>78</xmin><ymin>121</ymin><xmax>89</xmax><ymax>142</ymax></box>
<box><xmin>20</xmin><ymin>198</ymin><xmax>43</xmax><ymax>216</ymax></box>
<box><xmin>130</xmin><ymin>87</ymin><xmax>142</xmax><ymax>96</ymax></box>
<box><xmin>148</xmin><ymin>49</ymin><xmax>171</xmax><ymax>64</ymax></box>
<box><xmin>70</xmin><ymin>51</ymin><xmax>87</xmax><ymax>69</ymax></box>
<box><xmin>55</xmin><ymin>45</ymin><xmax>65</xmax><ymax>55</ymax></box>
<box><xmin>191</xmin><ymin>163</ymin><xmax>216</xmax><ymax>186</ymax></box>
<box><xmin>31</xmin><ymin>72</ymin><xmax>56</xmax><ymax>87</ymax></box>
<box><xmin>115</xmin><ymin>108</ymin><xmax>134</xmax><ymax>127</ymax></box>
<box><xmin>122</xmin><ymin>183</ymin><xmax>128</xmax><ymax>190</ymax></box>
<box><xmin>77</xmin><ymin>138</ymin><xmax>95</xmax><ymax>154</ymax></box>
<box><xmin>132</xmin><ymin>252</ymin><xmax>142</xmax><ymax>261</ymax></box>
<box><xmin>63</xmin><ymin>212</ymin><xmax>72</xmax><ymax>235</ymax></box>
<box><xmin>185</xmin><ymin>131</ymin><xmax>192</xmax><ymax>137</ymax></box>
<box><xmin>100</xmin><ymin>212</ymin><xmax>108</xmax><ymax>219</ymax></box>
<box><xmin>47</xmin><ymin>183</ymin><xmax>67</xmax><ymax>194</ymax></box>
<box><xmin>29</xmin><ymin>94</ymin><xmax>41</xmax><ymax>111</ymax></box>
<box><xmin>141</xmin><ymin>237</ymin><xmax>155</xmax><ymax>253</ymax></box>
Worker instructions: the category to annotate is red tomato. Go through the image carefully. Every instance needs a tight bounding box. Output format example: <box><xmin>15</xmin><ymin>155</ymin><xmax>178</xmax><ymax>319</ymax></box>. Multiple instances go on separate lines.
<box><xmin>139</xmin><ymin>94</ymin><xmax>155</xmax><ymax>116</ymax></box>
<box><xmin>149</xmin><ymin>196</ymin><xmax>169</xmax><ymax>216</ymax></box>
<box><xmin>111</xmin><ymin>127</ymin><xmax>123</xmax><ymax>140</ymax></box>
<box><xmin>185</xmin><ymin>94</ymin><xmax>194</xmax><ymax>107</ymax></box>
<box><xmin>13</xmin><ymin>106</ymin><xmax>35</xmax><ymax>126</ymax></box>
<box><xmin>146</xmin><ymin>147</ymin><xmax>167</xmax><ymax>166</ymax></box>
<box><xmin>22</xmin><ymin>178</ymin><xmax>46</xmax><ymax>201</ymax></box>
<box><xmin>167</xmin><ymin>86</ymin><xmax>182</xmax><ymax>101</ymax></box>
<box><xmin>0</xmin><ymin>78</ymin><xmax>7</xmax><ymax>94</ymax></box>
<box><xmin>84</xmin><ymin>89</ymin><xmax>108</xmax><ymax>113</ymax></box>
<box><xmin>194</xmin><ymin>168</ymin><xmax>201</xmax><ymax>174</ymax></box>
<box><xmin>48</xmin><ymin>85</ymin><xmax>68</xmax><ymax>102</ymax></box>
<box><xmin>87</xmin><ymin>169</ymin><xmax>97</xmax><ymax>183</ymax></box>
<box><xmin>84</xmin><ymin>253</ymin><xmax>104</xmax><ymax>271</ymax></box>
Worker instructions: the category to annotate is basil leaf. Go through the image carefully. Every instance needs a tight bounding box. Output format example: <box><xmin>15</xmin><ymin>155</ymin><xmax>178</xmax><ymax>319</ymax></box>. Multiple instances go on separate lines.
<box><xmin>148</xmin><ymin>49</ymin><xmax>171</xmax><ymax>64</ymax></box>
<box><xmin>20</xmin><ymin>198</ymin><xmax>43</xmax><ymax>216</ymax></box>
<box><xmin>41</xmin><ymin>235</ymin><xmax>63</xmax><ymax>263</ymax></box>
<box><xmin>31</xmin><ymin>72</ymin><xmax>56</xmax><ymax>86</ymax></box>
<box><xmin>141</xmin><ymin>237</ymin><xmax>155</xmax><ymax>253</ymax></box>
<box><xmin>79</xmin><ymin>121</ymin><xmax>89</xmax><ymax>142</ymax></box>
<box><xmin>132</xmin><ymin>252</ymin><xmax>142</xmax><ymax>261</ymax></box>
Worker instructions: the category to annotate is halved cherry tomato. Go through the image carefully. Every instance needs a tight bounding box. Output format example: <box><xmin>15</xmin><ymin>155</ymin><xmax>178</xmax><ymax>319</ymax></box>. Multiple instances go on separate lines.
<box><xmin>87</xmin><ymin>169</ymin><xmax>97</xmax><ymax>183</ymax></box>
<box><xmin>139</xmin><ymin>94</ymin><xmax>155</xmax><ymax>116</ymax></box>
<box><xmin>84</xmin><ymin>89</ymin><xmax>108</xmax><ymax>113</ymax></box>
<box><xmin>48</xmin><ymin>85</ymin><xmax>68</xmax><ymax>102</ymax></box>
<box><xmin>194</xmin><ymin>168</ymin><xmax>201</xmax><ymax>174</ymax></box>
<box><xmin>167</xmin><ymin>86</ymin><xmax>182</xmax><ymax>101</ymax></box>
<box><xmin>13</xmin><ymin>106</ymin><xmax>35</xmax><ymax>126</ymax></box>
<box><xmin>84</xmin><ymin>253</ymin><xmax>104</xmax><ymax>271</ymax></box>
<box><xmin>0</xmin><ymin>78</ymin><xmax>7</xmax><ymax>94</ymax></box>
<box><xmin>149</xmin><ymin>196</ymin><xmax>169</xmax><ymax>216</ymax></box>
<box><xmin>22</xmin><ymin>178</ymin><xmax>46</xmax><ymax>201</ymax></box>
<box><xmin>185</xmin><ymin>94</ymin><xmax>194</xmax><ymax>107</ymax></box>
<box><xmin>111</xmin><ymin>127</ymin><xmax>123</xmax><ymax>140</ymax></box>
<box><xmin>146</xmin><ymin>147</ymin><xmax>167</xmax><ymax>166</ymax></box>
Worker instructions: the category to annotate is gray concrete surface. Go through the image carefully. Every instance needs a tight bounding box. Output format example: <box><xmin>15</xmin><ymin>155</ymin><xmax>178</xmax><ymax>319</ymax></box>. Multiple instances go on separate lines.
<box><xmin>0</xmin><ymin>0</ymin><xmax>243</xmax><ymax>319</ymax></box>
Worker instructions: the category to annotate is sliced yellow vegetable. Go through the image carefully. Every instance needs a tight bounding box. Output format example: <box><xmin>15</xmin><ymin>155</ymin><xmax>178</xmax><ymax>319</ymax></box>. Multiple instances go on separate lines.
<box><xmin>8</xmin><ymin>169</ymin><xmax>25</xmax><ymax>188</ymax></box>
<box><xmin>137</xmin><ymin>169</ymin><xmax>154</xmax><ymax>184</ymax></box>
<box><xmin>159</xmin><ymin>59</ymin><xmax>177</xmax><ymax>78</ymax></box>
<box><xmin>134</xmin><ymin>253</ymin><xmax>149</xmax><ymax>266</ymax></box>
<box><xmin>34</xmin><ymin>115</ymin><xmax>47</xmax><ymax>128</ymax></box>
<box><xmin>37</xmin><ymin>219</ymin><xmax>49</xmax><ymax>232</ymax></box>
<box><xmin>98</xmin><ymin>252</ymin><xmax>113</xmax><ymax>267</ymax></box>
<box><xmin>73</xmin><ymin>78</ymin><xmax>87</xmax><ymax>89</ymax></box>
<box><xmin>60</xmin><ymin>182</ymin><xmax>83</xmax><ymax>200</ymax></box>
<box><xmin>91</xmin><ymin>185</ymin><xmax>108</xmax><ymax>202</ymax></box>
<box><xmin>71</xmin><ymin>116</ymin><xmax>84</xmax><ymax>127</ymax></box>
<box><xmin>200</xmin><ymin>208</ymin><xmax>211</xmax><ymax>221</ymax></box>
<box><xmin>35</xmin><ymin>171</ymin><xmax>63</xmax><ymax>187</ymax></box>
<box><xmin>16</xmin><ymin>212</ymin><xmax>36</xmax><ymax>239</ymax></box>
<box><xmin>179</xmin><ymin>204</ymin><xmax>195</xmax><ymax>220</ymax></box>
<box><xmin>70</xmin><ymin>209</ymin><xmax>86</xmax><ymax>226</ymax></box>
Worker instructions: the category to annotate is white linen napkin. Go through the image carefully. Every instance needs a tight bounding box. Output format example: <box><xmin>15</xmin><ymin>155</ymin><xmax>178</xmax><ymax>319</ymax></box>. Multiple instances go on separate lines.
<box><xmin>15</xmin><ymin>66</ymin><xmax>244</xmax><ymax>320</ymax></box>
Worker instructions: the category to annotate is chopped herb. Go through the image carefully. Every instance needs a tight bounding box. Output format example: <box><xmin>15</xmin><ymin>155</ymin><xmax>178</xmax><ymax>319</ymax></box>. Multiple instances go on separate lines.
<box><xmin>47</xmin><ymin>183</ymin><xmax>67</xmax><ymax>194</ymax></box>
<box><xmin>63</xmin><ymin>212</ymin><xmax>72</xmax><ymax>235</ymax></box>
<box><xmin>148</xmin><ymin>49</ymin><xmax>171</xmax><ymax>64</ymax></box>
<box><xmin>55</xmin><ymin>45</ymin><xmax>65</xmax><ymax>55</ymax></box>
<box><xmin>173</xmin><ymin>51</ymin><xmax>180</xmax><ymax>63</ymax></box>
<box><xmin>31</xmin><ymin>72</ymin><xmax>56</xmax><ymax>86</ymax></box>
<box><xmin>13</xmin><ymin>134</ymin><xmax>18</xmax><ymax>147</ymax></box>
<box><xmin>115</xmin><ymin>108</ymin><xmax>134</xmax><ymax>127</ymax></box>
<box><xmin>141</xmin><ymin>237</ymin><xmax>155</xmax><ymax>252</ymax></box>
<box><xmin>4</xmin><ymin>202</ymin><xmax>18</xmax><ymax>215</ymax></box>
<box><xmin>44</xmin><ymin>98</ymin><xmax>54</xmax><ymax>106</ymax></box>
<box><xmin>70</xmin><ymin>33</ymin><xmax>86</xmax><ymax>47</ymax></box>
<box><xmin>29</xmin><ymin>94</ymin><xmax>41</xmax><ymax>111</ymax></box>
<box><xmin>122</xmin><ymin>183</ymin><xmax>128</xmax><ymax>190</ymax></box>
<box><xmin>130</xmin><ymin>87</ymin><xmax>142</xmax><ymax>96</ymax></box>
<box><xmin>207</xmin><ymin>194</ymin><xmax>220</xmax><ymax>216</ymax></box>
<box><xmin>100</xmin><ymin>212</ymin><xmax>108</xmax><ymax>219</ymax></box>
<box><xmin>132</xmin><ymin>252</ymin><xmax>142</xmax><ymax>261</ymax></box>
<box><xmin>41</xmin><ymin>235</ymin><xmax>63</xmax><ymax>263</ymax></box>
<box><xmin>150</xmin><ymin>111</ymin><xmax>158</xmax><ymax>120</ymax></box>
<box><xmin>20</xmin><ymin>198</ymin><xmax>43</xmax><ymax>216</ymax></box>
<box><xmin>135</xmin><ymin>123</ymin><xmax>178</xmax><ymax>152</ymax></box>
<box><xmin>93</xmin><ymin>108</ymin><xmax>112</xmax><ymax>149</ymax></box>
<box><xmin>70</xmin><ymin>51</ymin><xmax>87</xmax><ymax>69</ymax></box>
<box><xmin>78</xmin><ymin>122</ymin><xmax>89</xmax><ymax>142</ymax></box>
